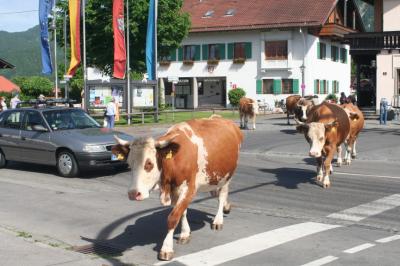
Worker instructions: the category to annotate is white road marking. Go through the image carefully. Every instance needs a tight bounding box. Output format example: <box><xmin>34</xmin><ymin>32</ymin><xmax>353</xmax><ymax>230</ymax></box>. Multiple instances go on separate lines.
<box><xmin>300</xmin><ymin>255</ymin><xmax>338</xmax><ymax>266</ymax></box>
<box><xmin>343</xmin><ymin>243</ymin><xmax>375</xmax><ymax>254</ymax></box>
<box><xmin>335</xmin><ymin>171</ymin><xmax>400</xmax><ymax>180</ymax></box>
<box><xmin>327</xmin><ymin>194</ymin><xmax>400</xmax><ymax>222</ymax></box>
<box><xmin>155</xmin><ymin>222</ymin><xmax>341</xmax><ymax>266</ymax></box>
<box><xmin>376</xmin><ymin>235</ymin><xmax>400</xmax><ymax>243</ymax></box>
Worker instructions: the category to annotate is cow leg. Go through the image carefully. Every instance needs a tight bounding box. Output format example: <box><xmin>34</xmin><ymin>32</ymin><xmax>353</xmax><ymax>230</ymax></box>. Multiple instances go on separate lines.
<box><xmin>212</xmin><ymin>182</ymin><xmax>230</xmax><ymax>230</ymax></box>
<box><xmin>344</xmin><ymin>140</ymin><xmax>353</xmax><ymax>165</ymax></box>
<box><xmin>351</xmin><ymin>140</ymin><xmax>357</xmax><ymax>159</ymax></box>
<box><xmin>252</xmin><ymin>115</ymin><xmax>256</xmax><ymax>130</ymax></box>
<box><xmin>177</xmin><ymin>209</ymin><xmax>191</xmax><ymax>244</ymax></box>
<box><xmin>287</xmin><ymin>113</ymin><xmax>290</xmax><ymax>125</ymax></box>
<box><xmin>244</xmin><ymin>115</ymin><xmax>249</xmax><ymax>129</ymax></box>
<box><xmin>159</xmin><ymin>186</ymin><xmax>194</xmax><ymax>261</ymax></box>
<box><xmin>316</xmin><ymin>156</ymin><xmax>323</xmax><ymax>182</ymax></box>
<box><xmin>322</xmin><ymin>146</ymin><xmax>335</xmax><ymax>188</ymax></box>
<box><xmin>239</xmin><ymin>113</ymin><xmax>244</xmax><ymax>129</ymax></box>
<box><xmin>336</xmin><ymin>145</ymin><xmax>343</xmax><ymax>167</ymax></box>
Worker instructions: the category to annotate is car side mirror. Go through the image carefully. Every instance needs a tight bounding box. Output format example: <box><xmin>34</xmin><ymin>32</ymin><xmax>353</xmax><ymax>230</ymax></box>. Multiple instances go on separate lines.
<box><xmin>32</xmin><ymin>124</ymin><xmax>49</xmax><ymax>132</ymax></box>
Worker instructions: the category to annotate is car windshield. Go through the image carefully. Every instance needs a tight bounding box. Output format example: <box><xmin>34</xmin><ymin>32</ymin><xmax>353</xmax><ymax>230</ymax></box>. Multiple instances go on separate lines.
<box><xmin>42</xmin><ymin>109</ymin><xmax>100</xmax><ymax>131</ymax></box>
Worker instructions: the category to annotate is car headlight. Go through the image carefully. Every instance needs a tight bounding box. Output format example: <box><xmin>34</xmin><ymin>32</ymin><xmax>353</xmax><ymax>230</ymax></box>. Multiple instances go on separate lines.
<box><xmin>83</xmin><ymin>145</ymin><xmax>107</xmax><ymax>153</ymax></box>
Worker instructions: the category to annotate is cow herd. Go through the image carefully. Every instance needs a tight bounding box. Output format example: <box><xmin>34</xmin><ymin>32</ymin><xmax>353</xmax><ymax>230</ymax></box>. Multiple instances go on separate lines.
<box><xmin>111</xmin><ymin>95</ymin><xmax>364</xmax><ymax>261</ymax></box>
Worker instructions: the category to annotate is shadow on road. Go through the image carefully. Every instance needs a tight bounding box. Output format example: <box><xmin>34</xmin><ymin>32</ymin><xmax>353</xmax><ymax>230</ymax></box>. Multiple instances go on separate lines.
<box><xmin>280</xmin><ymin>129</ymin><xmax>298</xmax><ymax>135</ymax></box>
<box><xmin>258</xmin><ymin>167</ymin><xmax>317</xmax><ymax>189</ymax></box>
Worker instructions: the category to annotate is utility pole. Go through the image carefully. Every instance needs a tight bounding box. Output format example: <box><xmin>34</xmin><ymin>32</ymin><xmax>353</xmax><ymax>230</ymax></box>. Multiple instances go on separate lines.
<box><xmin>82</xmin><ymin>0</ymin><xmax>88</xmax><ymax>111</ymax></box>
<box><xmin>126</xmin><ymin>0</ymin><xmax>131</xmax><ymax>125</ymax></box>
<box><xmin>154</xmin><ymin>0</ymin><xmax>159</xmax><ymax>122</ymax></box>
<box><xmin>63</xmin><ymin>10</ymin><xmax>69</xmax><ymax>99</ymax></box>
<box><xmin>52</xmin><ymin>5</ymin><xmax>58</xmax><ymax>99</ymax></box>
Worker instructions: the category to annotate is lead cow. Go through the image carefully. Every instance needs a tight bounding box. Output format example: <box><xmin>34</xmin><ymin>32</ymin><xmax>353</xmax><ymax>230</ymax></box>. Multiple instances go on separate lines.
<box><xmin>295</xmin><ymin>102</ymin><xmax>350</xmax><ymax>188</ymax></box>
<box><xmin>113</xmin><ymin>115</ymin><xmax>243</xmax><ymax>261</ymax></box>
<box><xmin>239</xmin><ymin>97</ymin><xmax>259</xmax><ymax>130</ymax></box>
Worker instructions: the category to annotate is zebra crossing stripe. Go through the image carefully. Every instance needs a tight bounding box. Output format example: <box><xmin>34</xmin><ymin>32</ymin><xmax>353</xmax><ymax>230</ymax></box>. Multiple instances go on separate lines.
<box><xmin>376</xmin><ymin>235</ymin><xmax>400</xmax><ymax>243</ymax></box>
<box><xmin>327</xmin><ymin>194</ymin><xmax>400</xmax><ymax>222</ymax></box>
<box><xmin>343</xmin><ymin>243</ymin><xmax>376</xmax><ymax>254</ymax></box>
<box><xmin>300</xmin><ymin>255</ymin><xmax>338</xmax><ymax>266</ymax></box>
<box><xmin>155</xmin><ymin>222</ymin><xmax>340</xmax><ymax>266</ymax></box>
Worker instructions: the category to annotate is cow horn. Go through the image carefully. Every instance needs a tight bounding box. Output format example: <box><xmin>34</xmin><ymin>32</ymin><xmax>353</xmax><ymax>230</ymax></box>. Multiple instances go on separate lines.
<box><xmin>294</xmin><ymin>118</ymin><xmax>306</xmax><ymax>126</ymax></box>
<box><xmin>155</xmin><ymin>133</ymin><xmax>179</xmax><ymax>149</ymax></box>
<box><xmin>114</xmin><ymin>135</ymin><xmax>130</xmax><ymax>146</ymax></box>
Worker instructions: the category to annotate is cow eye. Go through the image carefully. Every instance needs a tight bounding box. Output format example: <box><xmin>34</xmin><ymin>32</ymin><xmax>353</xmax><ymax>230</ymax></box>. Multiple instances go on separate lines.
<box><xmin>144</xmin><ymin>159</ymin><xmax>154</xmax><ymax>172</ymax></box>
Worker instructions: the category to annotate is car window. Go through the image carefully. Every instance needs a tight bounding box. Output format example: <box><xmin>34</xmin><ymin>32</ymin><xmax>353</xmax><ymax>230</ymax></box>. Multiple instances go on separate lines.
<box><xmin>1</xmin><ymin>111</ymin><xmax>23</xmax><ymax>129</ymax></box>
<box><xmin>22</xmin><ymin>110</ymin><xmax>47</xmax><ymax>131</ymax></box>
<box><xmin>42</xmin><ymin>109</ymin><xmax>100</xmax><ymax>131</ymax></box>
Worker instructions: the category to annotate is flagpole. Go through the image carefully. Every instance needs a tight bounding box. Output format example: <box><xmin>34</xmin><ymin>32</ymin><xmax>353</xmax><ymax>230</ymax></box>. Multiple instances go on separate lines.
<box><xmin>82</xmin><ymin>0</ymin><xmax>88</xmax><ymax>111</ymax></box>
<box><xmin>126</xmin><ymin>0</ymin><xmax>131</xmax><ymax>125</ymax></box>
<box><xmin>52</xmin><ymin>3</ymin><xmax>58</xmax><ymax>99</ymax></box>
<box><xmin>154</xmin><ymin>0</ymin><xmax>158</xmax><ymax>122</ymax></box>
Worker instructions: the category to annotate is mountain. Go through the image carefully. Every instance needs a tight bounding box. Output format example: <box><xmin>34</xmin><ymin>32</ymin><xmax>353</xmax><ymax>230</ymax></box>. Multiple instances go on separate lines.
<box><xmin>0</xmin><ymin>25</ymin><xmax>64</xmax><ymax>79</ymax></box>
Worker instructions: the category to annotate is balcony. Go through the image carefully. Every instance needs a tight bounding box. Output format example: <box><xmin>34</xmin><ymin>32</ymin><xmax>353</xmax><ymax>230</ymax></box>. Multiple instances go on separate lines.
<box><xmin>346</xmin><ymin>31</ymin><xmax>400</xmax><ymax>53</ymax></box>
<box><xmin>319</xmin><ymin>23</ymin><xmax>357</xmax><ymax>40</ymax></box>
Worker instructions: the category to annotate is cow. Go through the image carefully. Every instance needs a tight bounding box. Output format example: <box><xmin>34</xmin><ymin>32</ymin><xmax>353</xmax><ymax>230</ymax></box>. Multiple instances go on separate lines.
<box><xmin>285</xmin><ymin>95</ymin><xmax>302</xmax><ymax>125</ymax></box>
<box><xmin>113</xmin><ymin>115</ymin><xmax>243</xmax><ymax>261</ymax></box>
<box><xmin>339</xmin><ymin>103</ymin><xmax>365</xmax><ymax>165</ymax></box>
<box><xmin>295</xmin><ymin>102</ymin><xmax>350</xmax><ymax>188</ymax></box>
<box><xmin>239</xmin><ymin>97</ymin><xmax>259</xmax><ymax>130</ymax></box>
<box><xmin>296</xmin><ymin>97</ymin><xmax>317</xmax><ymax>122</ymax></box>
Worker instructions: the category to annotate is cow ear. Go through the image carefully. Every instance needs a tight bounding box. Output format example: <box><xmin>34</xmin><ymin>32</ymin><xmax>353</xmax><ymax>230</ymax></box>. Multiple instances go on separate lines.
<box><xmin>296</xmin><ymin>124</ymin><xmax>308</xmax><ymax>133</ymax></box>
<box><xmin>349</xmin><ymin>112</ymin><xmax>359</xmax><ymax>121</ymax></box>
<box><xmin>155</xmin><ymin>133</ymin><xmax>179</xmax><ymax>149</ymax></box>
<box><xmin>111</xmin><ymin>144</ymin><xmax>130</xmax><ymax>160</ymax></box>
<box><xmin>325</xmin><ymin>120</ymin><xmax>338</xmax><ymax>130</ymax></box>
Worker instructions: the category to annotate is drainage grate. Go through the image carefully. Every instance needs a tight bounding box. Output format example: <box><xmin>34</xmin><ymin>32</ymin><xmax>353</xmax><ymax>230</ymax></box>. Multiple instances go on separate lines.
<box><xmin>73</xmin><ymin>242</ymin><xmax>125</xmax><ymax>257</ymax></box>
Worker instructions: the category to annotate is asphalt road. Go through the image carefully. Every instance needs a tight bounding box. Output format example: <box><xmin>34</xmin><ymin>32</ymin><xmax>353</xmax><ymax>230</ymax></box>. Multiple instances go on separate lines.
<box><xmin>0</xmin><ymin>115</ymin><xmax>399</xmax><ymax>266</ymax></box>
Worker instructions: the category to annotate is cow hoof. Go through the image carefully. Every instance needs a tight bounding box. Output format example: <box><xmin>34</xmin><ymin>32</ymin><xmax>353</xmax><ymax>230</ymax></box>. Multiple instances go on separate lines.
<box><xmin>351</xmin><ymin>154</ymin><xmax>356</xmax><ymax>159</ymax></box>
<box><xmin>211</xmin><ymin>223</ymin><xmax>223</xmax><ymax>230</ymax></box>
<box><xmin>223</xmin><ymin>204</ymin><xmax>231</xmax><ymax>214</ymax></box>
<box><xmin>316</xmin><ymin>175</ymin><xmax>323</xmax><ymax>182</ymax></box>
<box><xmin>323</xmin><ymin>182</ymin><xmax>331</xmax><ymax>189</ymax></box>
<box><xmin>336</xmin><ymin>162</ymin><xmax>342</xmax><ymax>167</ymax></box>
<box><xmin>158</xmin><ymin>251</ymin><xmax>174</xmax><ymax>261</ymax></box>
<box><xmin>177</xmin><ymin>235</ymin><xmax>191</xmax><ymax>245</ymax></box>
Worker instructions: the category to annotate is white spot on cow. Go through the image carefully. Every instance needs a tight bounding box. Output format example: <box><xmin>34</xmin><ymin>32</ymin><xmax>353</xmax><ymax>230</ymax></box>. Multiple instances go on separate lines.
<box><xmin>307</xmin><ymin>122</ymin><xmax>326</xmax><ymax>158</ymax></box>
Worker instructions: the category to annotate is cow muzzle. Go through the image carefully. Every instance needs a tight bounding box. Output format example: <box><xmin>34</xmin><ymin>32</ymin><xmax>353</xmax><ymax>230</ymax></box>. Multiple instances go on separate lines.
<box><xmin>309</xmin><ymin>150</ymin><xmax>321</xmax><ymax>157</ymax></box>
<box><xmin>128</xmin><ymin>190</ymin><xmax>145</xmax><ymax>201</ymax></box>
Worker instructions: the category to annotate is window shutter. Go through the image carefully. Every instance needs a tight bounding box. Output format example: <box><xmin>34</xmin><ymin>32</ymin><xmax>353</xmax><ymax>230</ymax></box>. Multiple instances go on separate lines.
<box><xmin>169</xmin><ymin>49</ymin><xmax>177</xmax><ymax>61</ymax></box>
<box><xmin>314</xmin><ymin>80</ymin><xmax>319</xmax><ymax>94</ymax></box>
<box><xmin>256</xmin><ymin>79</ymin><xmax>262</xmax><ymax>94</ymax></box>
<box><xmin>273</xmin><ymin>79</ymin><xmax>282</xmax><ymax>95</ymax></box>
<box><xmin>292</xmin><ymin>79</ymin><xmax>299</xmax><ymax>94</ymax></box>
<box><xmin>245</xmin><ymin>42</ymin><xmax>252</xmax><ymax>59</ymax></box>
<box><xmin>327</xmin><ymin>80</ymin><xmax>330</xmax><ymax>94</ymax></box>
<box><xmin>202</xmin><ymin>44</ymin><xmax>208</xmax><ymax>60</ymax></box>
<box><xmin>317</xmin><ymin>42</ymin><xmax>321</xmax><ymax>59</ymax></box>
<box><xmin>321</xmin><ymin>80</ymin><xmax>325</xmax><ymax>94</ymax></box>
<box><xmin>331</xmin><ymin>80</ymin><xmax>334</xmax><ymax>93</ymax></box>
<box><xmin>178</xmin><ymin>47</ymin><xmax>183</xmax><ymax>61</ymax></box>
<box><xmin>337</xmin><ymin>81</ymin><xmax>340</xmax><ymax>92</ymax></box>
<box><xmin>344</xmin><ymin>49</ymin><xmax>347</xmax><ymax>63</ymax></box>
<box><xmin>194</xmin><ymin>45</ymin><xmax>201</xmax><ymax>61</ymax></box>
<box><xmin>227</xmin><ymin>43</ymin><xmax>234</xmax><ymax>59</ymax></box>
<box><xmin>218</xmin><ymin>43</ymin><xmax>226</xmax><ymax>60</ymax></box>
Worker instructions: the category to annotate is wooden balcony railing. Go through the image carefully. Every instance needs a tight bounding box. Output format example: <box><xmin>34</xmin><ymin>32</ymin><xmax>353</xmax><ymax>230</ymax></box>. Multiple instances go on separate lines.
<box><xmin>346</xmin><ymin>31</ymin><xmax>400</xmax><ymax>50</ymax></box>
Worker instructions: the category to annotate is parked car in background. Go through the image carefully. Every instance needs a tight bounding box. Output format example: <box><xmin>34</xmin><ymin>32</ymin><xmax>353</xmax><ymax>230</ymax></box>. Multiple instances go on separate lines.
<box><xmin>0</xmin><ymin>99</ymin><xmax>132</xmax><ymax>177</ymax></box>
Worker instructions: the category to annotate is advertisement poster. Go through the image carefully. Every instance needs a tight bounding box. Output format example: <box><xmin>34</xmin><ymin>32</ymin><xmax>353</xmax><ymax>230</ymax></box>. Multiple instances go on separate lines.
<box><xmin>89</xmin><ymin>85</ymin><xmax>123</xmax><ymax>107</ymax></box>
<box><xmin>133</xmin><ymin>86</ymin><xmax>154</xmax><ymax>107</ymax></box>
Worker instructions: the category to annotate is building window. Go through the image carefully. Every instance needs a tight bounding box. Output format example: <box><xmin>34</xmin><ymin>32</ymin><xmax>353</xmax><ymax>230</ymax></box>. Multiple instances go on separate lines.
<box><xmin>184</xmin><ymin>45</ymin><xmax>196</xmax><ymax>61</ymax></box>
<box><xmin>262</xmin><ymin>79</ymin><xmax>274</xmax><ymax>94</ymax></box>
<box><xmin>320</xmin><ymin>80</ymin><xmax>327</xmax><ymax>94</ymax></box>
<box><xmin>234</xmin><ymin>42</ymin><xmax>246</xmax><ymax>59</ymax></box>
<box><xmin>331</xmin><ymin>46</ymin><xmax>339</xmax><ymax>62</ymax></box>
<box><xmin>208</xmin><ymin>44</ymin><xmax>220</xmax><ymax>60</ymax></box>
<box><xmin>340</xmin><ymin>48</ymin><xmax>347</xmax><ymax>63</ymax></box>
<box><xmin>282</xmin><ymin>79</ymin><xmax>293</xmax><ymax>94</ymax></box>
<box><xmin>332</xmin><ymin>80</ymin><xmax>339</xmax><ymax>93</ymax></box>
<box><xmin>315</xmin><ymin>79</ymin><xmax>320</xmax><ymax>94</ymax></box>
<box><xmin>318</xmin><ymin>43</ymin><xmax>326</xmax><ymax>59</ymax></box>
<box><xmin>265</xmin><ymin>41</ymin><xmax>288</xmax><ymax>60</ymax></box>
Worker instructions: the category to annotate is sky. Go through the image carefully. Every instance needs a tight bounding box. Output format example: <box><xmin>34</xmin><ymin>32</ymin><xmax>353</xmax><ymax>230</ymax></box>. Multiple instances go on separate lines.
<box><xmin>0</xmin><ymin>1</ymin><xmax>39</xmax><ymax>32</ymax></box>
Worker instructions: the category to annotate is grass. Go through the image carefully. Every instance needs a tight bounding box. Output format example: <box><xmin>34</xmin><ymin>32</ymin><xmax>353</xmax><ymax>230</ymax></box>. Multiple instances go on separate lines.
<box><xmin>93</xmin><ymin>110</ymin><xmax>238</xmax><ymax>126</ymax></box>
<box><xmin>17</xmin><ymin>231</ymin><xmax>32</xmax><ymax>238</ymax></box>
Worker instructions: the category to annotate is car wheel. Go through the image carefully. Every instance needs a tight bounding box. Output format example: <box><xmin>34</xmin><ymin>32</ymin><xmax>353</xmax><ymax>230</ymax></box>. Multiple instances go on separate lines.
<box><xmin>0</xmin><ymin>150</ymin><xmax>7</xmax><ymax>168</ymax></box>
<box><xmin>57</xmin><ymin>151</ymin><xmax>79</xmax><ymax>177</ymax></box>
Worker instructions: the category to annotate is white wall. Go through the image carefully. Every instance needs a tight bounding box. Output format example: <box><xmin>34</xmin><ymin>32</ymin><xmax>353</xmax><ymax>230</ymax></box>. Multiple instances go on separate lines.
<box><xmin>376</xmin><ymin>51</ymin><xmax>400</xmax><ymax>110</ymax></box>
<box><xmin>158</xmin><ymin>29</ymin><xmax>351</xmax><ymax>109</ymax></box>
<box><xmin>383</xmin><ymin>0</ymin><xmax>400</xmax><ymax>31</ymax></box>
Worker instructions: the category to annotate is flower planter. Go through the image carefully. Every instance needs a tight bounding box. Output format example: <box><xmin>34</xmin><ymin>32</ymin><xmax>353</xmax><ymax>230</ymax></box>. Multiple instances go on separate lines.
<box><xmin>207</xmin><ymin>59</ymin><xmax>219</xmax><ymax>65</ymax></box>
<box><xmin>183</xmin><ymin>60</ymin><xmax>194</xmax><ymax>66</ymax></box>
<box><xmin>233</xmin><ymin>58</ymin><xmax>246</xmax><ymax>64</ymax></box>
<box><xmin>159</xmin><ymin>60</ymin><xmax>171</xmax><ymax>67</ymax></box>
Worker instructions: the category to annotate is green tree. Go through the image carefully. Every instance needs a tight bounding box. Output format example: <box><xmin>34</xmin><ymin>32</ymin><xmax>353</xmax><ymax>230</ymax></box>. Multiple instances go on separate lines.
<box><xmin>12</xmin><ymin>76</ymin><xmax>53</xmax><ymax>98</ymax></box>
<box><xmin>228</xmin><ymin>88</ymin><xmax>246</xmax><ymax>107</ymax></box>
<box><xmin>56</xmin><ymin>0</ymin><xmax>191</xmax><ymax>76</ymax></box>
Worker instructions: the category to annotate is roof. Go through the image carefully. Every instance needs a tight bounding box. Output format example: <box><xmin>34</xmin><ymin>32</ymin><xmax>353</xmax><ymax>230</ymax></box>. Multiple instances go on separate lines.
<box><xmin>0</xmin><ymin>76</ymin><xmax>20</xmax><ymax>93</ymax></box>
<box><xmin>182</xmin><ymin>0</ymin><xmax>338</xmax><ymax>33</ymax></box>
<box><xmin>0</xmin><ymin>58</ymin><xmax>15</xmax><ymax>69</ymax></box>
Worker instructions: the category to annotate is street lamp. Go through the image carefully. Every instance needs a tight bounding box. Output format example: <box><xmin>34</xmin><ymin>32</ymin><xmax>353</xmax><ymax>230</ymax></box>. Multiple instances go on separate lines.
<box><xmin>300</xmin><ymin>64</ymin><xmax>305</xmax><ymax>97</ymax></box>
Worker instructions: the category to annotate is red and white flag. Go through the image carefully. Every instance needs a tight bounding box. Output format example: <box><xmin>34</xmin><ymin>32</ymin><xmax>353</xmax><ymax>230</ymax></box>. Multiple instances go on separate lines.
<box><xmin>112</xmin><ymin>0</ymin><xmax>126</xmax><ymax>79</ymax></box>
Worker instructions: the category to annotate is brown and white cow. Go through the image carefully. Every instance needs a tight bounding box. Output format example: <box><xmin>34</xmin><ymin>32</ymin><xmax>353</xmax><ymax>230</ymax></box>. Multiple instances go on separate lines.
<box><xmin>339</xmin><ymin>103</ymin><xmax>365</xmax><ymax>165</ymax></box>
<box><xmin>296</xmin><ymin>97</ymin><xmax>317</xmax><ymax>122</ymax></box>
<box><xmin>239</xmin><ymin>97</ymin><xmax>259</xmax><ymax>130</ymax></box>
<box><xmin>285</xmin><ymin>95</ymin><xmax>302</xmax><ymax>125</ymax></box>
<box><xmin>295</xmin><ymin>102</ymin><xmax>350</xmax><ymax>188</ymax></box>
<box><xmin>113</xmin><ymin>115</ymin><xmax>243</xmax><ymax>261</ymax></box>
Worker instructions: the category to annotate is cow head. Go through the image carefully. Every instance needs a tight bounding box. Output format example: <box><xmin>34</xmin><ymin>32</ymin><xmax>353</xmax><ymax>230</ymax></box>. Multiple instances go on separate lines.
<box><xmin>247</xmin><ymin>100</ymin><xmax>259</xmax><ymax>115</ymax></box>
<box><xmin>114</xmin><ymin>134</ymin><xmax>177</xmax><ymax>202</ymax></box>
<box><xmin>295</xmin><ymin>119</ymin><xmax>338</xmax><ymax>158</ymax></box>
<box><xmin>296</xmin><ymin>98</ymin><xmax>314</xmax><ymax>122</ymax></box>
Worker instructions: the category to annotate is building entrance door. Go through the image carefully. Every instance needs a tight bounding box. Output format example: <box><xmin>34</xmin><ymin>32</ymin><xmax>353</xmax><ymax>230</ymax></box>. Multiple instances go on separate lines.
<box><xmin>198</xmin><ymin>77</ymin><xmax>226</xmax><ymax>107</ymax></box>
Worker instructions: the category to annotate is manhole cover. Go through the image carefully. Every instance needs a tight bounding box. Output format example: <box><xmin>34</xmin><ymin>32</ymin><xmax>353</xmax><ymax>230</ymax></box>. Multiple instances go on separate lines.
<box><xmin>73</xmin><ymin>242</ymin><xmax>124</xmax><ymax>257</ymax></box>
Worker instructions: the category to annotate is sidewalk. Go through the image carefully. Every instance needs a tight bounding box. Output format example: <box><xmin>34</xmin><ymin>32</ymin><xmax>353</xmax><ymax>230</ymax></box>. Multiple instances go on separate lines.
<box><xmin>0</xmin><ymin>228</ymin><xmax>109</xmax><ymax>266</ymax></box>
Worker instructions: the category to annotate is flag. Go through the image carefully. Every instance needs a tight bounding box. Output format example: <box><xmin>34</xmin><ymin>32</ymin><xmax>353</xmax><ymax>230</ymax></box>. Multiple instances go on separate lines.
<box><xmin>146</xmin><ymin>0</ymin><xmax>156</xmax><ymax>81</ymax></box>
<box><xmin>39</xmin><ymin>0</ymin><xmax>54</xmax><ymax>74</ymax></box>
<box><xmin>112</xmin><ymin>0</ymin><xmax>126</xmax><ymax>79</ymax></box>
<box><xmin>67</xmin><ymin>0</ymin><xmax>81</xmax><ymax>76</ymax></box>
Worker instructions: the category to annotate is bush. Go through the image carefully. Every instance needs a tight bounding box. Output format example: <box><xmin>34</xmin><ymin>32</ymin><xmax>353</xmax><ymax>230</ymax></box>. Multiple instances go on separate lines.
<box><xmin>228</xmin><ymin>88</ymin><xmax>246</xmax><ymax>107</ymax></box>
<box><xmin>12</xmin><ymin>76</ymin><xmax>53</xmax><ymax>98</ymax></box>
<box><xmin>325</xmin><ymin>93</ymin><xmax>338</xmax><ymax>103</ymax></box>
